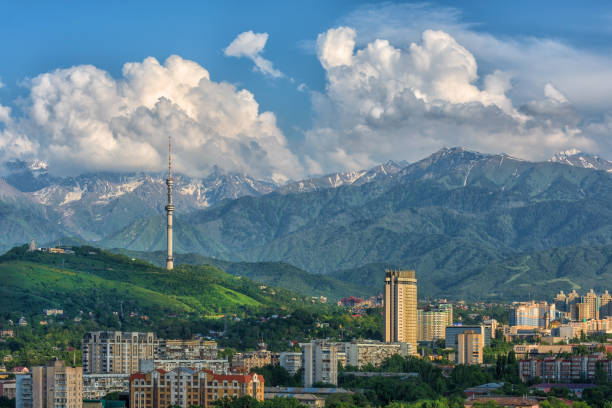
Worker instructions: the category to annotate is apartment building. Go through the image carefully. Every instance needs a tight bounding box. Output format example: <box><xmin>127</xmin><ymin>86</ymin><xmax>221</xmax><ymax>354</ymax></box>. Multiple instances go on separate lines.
<box><xmin>344</xmin><ymin>340</ymin><xmax>413</xmax><ymax>368</ymax></box>
<box><xmin>384</xmin><ymin>270</ymin><xmax>418</xmax><ymax>348</ymax></box>
<box><xmin>82</xmin><ymin>374</ymin><xmax>130</xmax><ymax>400</ymax></box>
<box><xmin>156</xmin><ymin>339</ymin><xmax>218</xmax><ymax>360</ymax></box>
<box><xmin>279</xmin><ymin>352</ymin><xmax>302</xmax><ymax>375</ymax></box>
<box><xmin>231</xmin><ymin>349</ymin><xmax>277</xmax><ymax>373</ymax></box>
<box><xmin>417</xmin><ymin>305</ymin><xmax>453</xmax><ymax>342</ymax></box>
<box><xmin>129</xmin><ymin>368</ymin><xmax>264</xmax><ymax>408</ymax></box>
<box><xmin>139</xmin><ymin>359</ymin><xmax>229</xmax><ymax>374</ymax></box>
<box><xmin>601</xmin><ymin>290</ymin><xmax>612</xmax><ymax>318</ymax></box>
<box><xmin>15</xmin><ymin>374</ymin><xmax>32</xmax><ymax>408</ymax></box>
<box><xmin>509</xmin><ymin>301</ymin><xmax>555</xmax><ymax>329</ymax></box>
<box><xmin>301</xmin><ymin>340</ymin><xmax>338</xmax><ymax>387</ymax></box>
<box><xmin>445</xmin><ymin>325</ymin><xmax>491</xmax><ymax>349</ymax></box>
<box><xmin>30</xmin><ymin>360</ymin><xmax>83</xmax><ymax>408</ymax></box>
<box><xmin>82</xmin><ymin>332</ymin><xmax>158</xmax><ymax>374</ymax></box>
<box><xmin>519</xmin><ymin>355</ymin><xmax>612</xmax><ymax>382</ymax></box>
<box><xmin>456</xmin><ymin>330</ymin><xmax>484</xmax><ymax>365</ymax></box>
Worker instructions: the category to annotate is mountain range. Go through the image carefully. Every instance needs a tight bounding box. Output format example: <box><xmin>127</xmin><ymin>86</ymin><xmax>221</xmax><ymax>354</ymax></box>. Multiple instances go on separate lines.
<box><xmin>1</xmin><ymin>148</ymin><xmax>611</xmax><ymax>300</ymax></box>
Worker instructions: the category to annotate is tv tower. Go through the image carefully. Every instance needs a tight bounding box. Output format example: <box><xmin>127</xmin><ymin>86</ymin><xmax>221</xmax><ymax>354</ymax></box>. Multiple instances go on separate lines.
<box><xmin>165</xmin><ymin>135</ymin><xmax>174</xmax><ymax>270</ymax></box>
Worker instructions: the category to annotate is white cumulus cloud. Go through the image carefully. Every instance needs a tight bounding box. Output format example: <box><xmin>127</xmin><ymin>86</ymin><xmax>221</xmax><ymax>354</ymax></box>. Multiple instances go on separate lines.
<box><xmin>224</xmin><ymin>31</ymin><xmax>283</xmax><ymax>78</ymax></box>
<box><xmin>0</xmin><ymin>55</ymin><xmax>302</xmax><ymax>182</ymax></box>
<box><xmin>303</xmin><ymin>26</ymin><xmax>596</xmax><ymax>173</ymax></box>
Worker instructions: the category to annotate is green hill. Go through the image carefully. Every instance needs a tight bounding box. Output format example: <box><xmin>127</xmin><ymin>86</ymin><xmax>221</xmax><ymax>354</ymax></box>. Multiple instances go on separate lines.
<box><xmin>331</xmin><ymin>244</ymin><xmax>612</xmax><ymax>300</ymax></box>
<box><xmin>110</xmin><ymin>249</ymin><xmax>370</xmax><ymax>300</ymax></box>
<box><xmin>100</xmin><ymin>149</ymin><xmax>612</xmax><ymax>300</ymax></box>
<box><xmin>0</xmin><ymin>245</ymin><xmax>314</xmax><ymax>319</ymax></box>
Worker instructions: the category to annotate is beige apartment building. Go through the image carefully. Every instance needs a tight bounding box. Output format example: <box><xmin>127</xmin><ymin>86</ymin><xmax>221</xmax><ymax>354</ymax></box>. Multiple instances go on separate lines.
<box><xmin>456</xmin><ymin>331</ymin><xmax>484</xmax><ymax>365</ymax></box>
<box><xmin>156</xmin><ymin>339</ymin><xmax>218</xmax><ymax>360</ymax></box>
<box><xmin>129</xmin><ymin>368</ymin><xmax>264</xmax><ymax>408</ymax></box>
<box><xmin>31</xmin><ymin>360</ymin><xmax>83</xmax><ymax>408</ymax></box>
<box><xmin>301</xmin><ymin>340</ymin><xmax>338</xmax><ymax>387</ymax></box>
<box><xmin>384</xmin><ymin>270</ymin><xmax>417</xmax><ymax>349</ymax></box>
<box><xmin>82</xmin><ymin>332</ymin><xmax>157</xmax><ymax>374</ymax></box>
<box><xmin>417</xmin><ymin>304</ymin><xmax>453</xmax><ymax>342</ymax></box>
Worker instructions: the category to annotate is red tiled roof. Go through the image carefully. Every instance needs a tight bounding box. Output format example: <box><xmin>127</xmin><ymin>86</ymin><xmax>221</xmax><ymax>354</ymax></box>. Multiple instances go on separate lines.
<box><xmin>130</xmin><ymin>373</ymin><xmax>146</xmax><ymax>381</ymax></box>
<box><xmin>211</xmin><ymin>373</ymin><xmax>263</xmax><ymax>384</ymax></box>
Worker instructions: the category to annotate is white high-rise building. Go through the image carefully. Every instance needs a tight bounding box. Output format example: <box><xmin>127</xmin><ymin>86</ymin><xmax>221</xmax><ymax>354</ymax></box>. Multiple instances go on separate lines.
<box><xmin>301</xmin><ymin>340</ymin><xmax>338</xmax><ymax>387</ymax></box>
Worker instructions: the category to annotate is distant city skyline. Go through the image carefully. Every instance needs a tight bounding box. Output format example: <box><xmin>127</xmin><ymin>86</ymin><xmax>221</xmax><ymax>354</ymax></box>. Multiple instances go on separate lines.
<box><xmin>1</xmin><ymin>1</ymin><xmax>612</xmax><ymax>180</ymax></box>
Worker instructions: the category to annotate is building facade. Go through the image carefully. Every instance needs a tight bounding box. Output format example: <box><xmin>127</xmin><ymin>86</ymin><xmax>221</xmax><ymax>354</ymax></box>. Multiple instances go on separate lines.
<box><xmin>231</xmin><ymin>350</ymin><xmax>277</xmax><ymax>373</ymax></box>
<box><xmin>456</xmin><ymin>331</ymin><xmax>484</xmax><ymax>365</ymax></box>
<box><xmin>16</xmin><ymin>374</ymin><xmax>32</xmax><ymax>408</ymax></box>
<box><xmin>82</xmin><ymin>332</ymin><xmax>158</xmax><ymax>374</ymax></box>
<box><xmin>417</xmin><ymin>305</ymin><xmax>453</xmax><ymax>342</ymax></box>
<box><xmin>279</xmin><ymin>353</ymin><xmax>302</xmax><ymax>376</ymax></box>
<box><xmin>156</xmin><ymin>339</ymin><xmax>218</xmax><ymax>360</ymax></box>
<box><xmin>82</xmin><ymin>374</ymin><xmax>130</xmax><ymax>400</ymax></box>
<box><xmin>31</xmin><ymin>360</ymin><xmax>83</xmax><ymax>408</ymax></box>
<box><xmin>139</xmin><ymin>359</ymin><xmax>229</xmax><ymax>374</ymax></box>
<box><xmin>384</xmin><ymin>270</ymin><xmax>417</xmax><ymax>349</ymax></box>
<box><xmin>344</xmin><ymin>340</ymin><xmax>413</xmax><ymax>368</ymax></box>
<box><xmin>519</xmin><ymin>355</ymin><xmax>612</xmax><ymax>382</ymax></box>
<box><xmin>509</xmin><ymin>301</ymin><xmax>554</xmax><ymax>329</ymax></box>
<box><xmin>129</xmin><ymin>368</ymin><xmax>264</xmax><ymax>408</ymax></box>
<box><xmin>301</xmin><ymin>340</ymin><xmax>338</xmax><ymax>387</ymax></box>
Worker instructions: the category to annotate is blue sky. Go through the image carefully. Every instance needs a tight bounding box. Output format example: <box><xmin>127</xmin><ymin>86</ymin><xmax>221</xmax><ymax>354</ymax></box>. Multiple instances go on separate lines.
<box><xmin>1</xmin><ymin>1</ymin><xmax>611</xmax><ymax>179</ymax></box>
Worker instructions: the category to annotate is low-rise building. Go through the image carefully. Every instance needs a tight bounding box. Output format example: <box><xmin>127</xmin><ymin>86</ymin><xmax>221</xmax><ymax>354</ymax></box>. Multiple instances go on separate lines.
<box><xmin>530</xmin><ymin>383</ymin><xmax>596</xmax><ymax>399</ymax></box>
<box><xmin>0</xmin><ymin>380</ymin><xmax>16</xmax><ymax>399</ymax></box>
<box><xmin>43</xmin><ymin>309</ymin><xmax>64</xmax><ymax>316</ymax></box>
<box><xmin>512</xmin><ymin>343</ymin><xmax>601</xmax><ymax>359</ymax></box>
<box><xmin>83</xmin><ymin>374</ymin><xmax>130</xmax><ymax>399</ymax></box>
<box><xmin>266</xmin><ymin>386</ymin><xmax>352</xmax><ymax>408</ymax></box>
<box><xmin>264</xmin><ymin>393</ymin><xmax>325</xmax><ymax>408</ymax></box>
<box><xmin>231</xmin><ymin>349</ymin><xmax>277</xmax><ymax>373</ymax></box>
<box><xmin>139</xmin><ymin>359</ymin><xmax>229</xmax><ymax>374</ymax></box>
<box><xmin>344</xmin><ymin>340</ymin><xmax>413</xmax><ymax>368</ymax></box>
<box><xmin>156</xmin><ymin>339</ymin><xmax>218</xmax><ymax>360</ymax></box>
<box><xmin>464</xmin><ymin>396</ymin><xmax>539</xmax><ymax>408</ymax></box>
<box><xmin>0</xmin><ymin>330</ymin><xmax>14</xmax><ymax>339</ymax></box>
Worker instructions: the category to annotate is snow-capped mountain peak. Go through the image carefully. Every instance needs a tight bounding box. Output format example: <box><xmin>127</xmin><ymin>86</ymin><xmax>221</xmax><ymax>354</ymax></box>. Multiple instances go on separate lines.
<box><xmin>550</xmin><ymin>149</ymin><xmax>612</xmax><ymax>172</ymax></box>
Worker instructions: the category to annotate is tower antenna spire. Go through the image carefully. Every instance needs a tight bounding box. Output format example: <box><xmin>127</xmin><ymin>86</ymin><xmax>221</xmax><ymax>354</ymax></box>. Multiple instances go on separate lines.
<box><xmin>165</xmin><ymin>134</ymin><xmax>174</xmax><ymax>270</ymax></box>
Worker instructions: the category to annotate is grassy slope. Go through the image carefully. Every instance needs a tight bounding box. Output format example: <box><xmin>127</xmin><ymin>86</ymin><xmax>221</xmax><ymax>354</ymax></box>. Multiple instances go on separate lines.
<box><xmin>0</xmin><ymin>246</ymin><xmax>310</xmax><ymax>318</ymax></box>
<box><xmin>111</xmin><ymin>249</ymin><xmax>369</xmax><ymax>300</ymax></box>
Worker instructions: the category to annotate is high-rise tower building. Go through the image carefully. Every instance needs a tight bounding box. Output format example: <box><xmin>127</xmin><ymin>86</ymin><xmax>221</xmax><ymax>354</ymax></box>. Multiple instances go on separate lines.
<box><xmin>166</xmin><ymin>136</ymin><xmax>174</xmax><ymax>270</ymax></box>
<box><xmin>384</xmin><ymin>270</ymin><xmax>417</xmax><ymax>348</ymax></box>
<box><xmin>583</xmin><ymin>289</ymin><xmax>600</xmax><ymax>320</ymax></box>
<box><xmin>600</xmin><ymin>290</ymin><xmax>612</xmax><ymax>318</ymax></box>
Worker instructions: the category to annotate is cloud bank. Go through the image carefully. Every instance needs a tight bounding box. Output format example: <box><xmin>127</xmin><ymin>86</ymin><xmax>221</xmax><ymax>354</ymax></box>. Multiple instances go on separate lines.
<box><xmin>224</xmin><ymin>31</ymin><xmax>283</xmax><ymax>78</ymax></box>
<box><xmin>302</xmin><ymin>24</ymin><xmax>599</xmax><ymax>172</ymax></box>
<box><xmin>1</xmin><ymin>5</ymin><xmax>611</xmax><ymax>180</ymax></box>
<box><xmin>0</xmin><ymin>55</ymin><xmax>301</xmax><ymax>182</ymax></box>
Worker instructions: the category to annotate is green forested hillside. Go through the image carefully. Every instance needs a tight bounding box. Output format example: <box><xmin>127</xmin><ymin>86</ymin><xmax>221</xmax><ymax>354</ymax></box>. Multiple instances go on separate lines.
<box><xmin>331</xmin><ymin>244</ymin><xmax>612</xmax><ymax>300</ymax></box>
<box><xmin>111</xmin><ymin>249</ymin><xmax>370</xmax><ymax>300</ymax></box>
<box><xmin>100</xmin><ymin>149</ymin><xmax>612</xmax><ymax>299</ymax></box>
<box><xmin>0</xmin><ymin>245</ymin><xmax>315</xmax><ymax>319</ymax></box>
